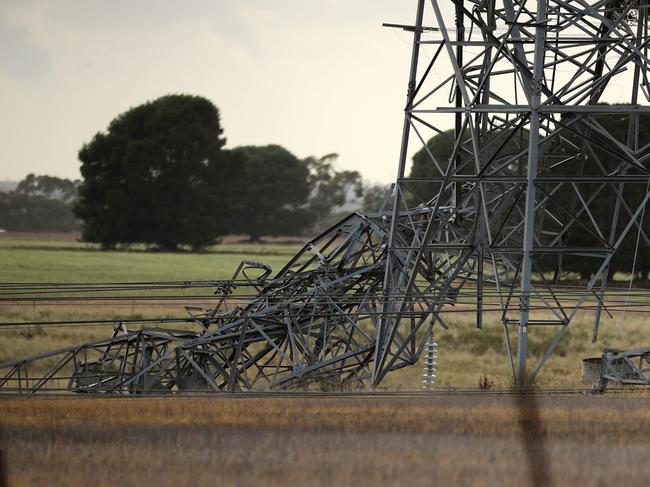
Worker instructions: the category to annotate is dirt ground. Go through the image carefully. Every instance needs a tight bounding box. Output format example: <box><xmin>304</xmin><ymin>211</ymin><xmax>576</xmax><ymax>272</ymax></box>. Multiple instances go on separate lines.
<box><xmin>1</xmin><ymin>393</ymin><xmax>650</xmax><ymax>486</ymax></box>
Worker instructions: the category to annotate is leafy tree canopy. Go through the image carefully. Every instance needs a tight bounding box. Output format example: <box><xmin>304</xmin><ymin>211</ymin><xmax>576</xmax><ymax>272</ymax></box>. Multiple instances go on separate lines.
<box><xmin>407</xmin><ymin>116</ymin><xmax>650</xmax><ymax>280</ymax></box>
<box><xmin>305</xmin><ymin>153</ymin><xmax>363</xmax><ymax>232</ymax></box>
<box><xmin>361</xmin><ymin>183</ymin><xmax>392</xmax><ymax>213</ymax></box>
<box><xmin>16</xmin><ymin>174</ymin><xmax>79</xmax><ymax>203</ymax></box>
<box><xmin>227</xmin><ymin>145</ymin><xmax>312</xmax><ymax>241</ymax></box>
<box><xmin>75</xmin><ymin>94</ymin><xmax>229</xmax><ymax>251</ymax></box>
<box><xmin>410</xmin><ymin>129</ymin><xmax>456</xmax><ymax>180</ymax></box>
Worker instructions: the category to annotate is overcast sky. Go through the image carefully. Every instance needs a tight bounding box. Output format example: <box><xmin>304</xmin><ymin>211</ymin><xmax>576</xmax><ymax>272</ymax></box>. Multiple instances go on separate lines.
<box><xmin>0</xmin><ymin>1</ymin><xmax>440</xmax><ymax>183</ymax></box>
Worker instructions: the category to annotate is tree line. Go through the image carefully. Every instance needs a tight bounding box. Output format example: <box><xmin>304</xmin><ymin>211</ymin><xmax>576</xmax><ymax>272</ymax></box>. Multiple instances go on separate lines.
<box><xmin>0</xmin><ymin>174</ymin><xmax>80</xmax><ymax>232</ymax></box>
<box><xmin>6</xmin><ymin>93</ymin><xmax>644</xmax><ymax>280</ymax></box>
<box><xmin>1</xmin><ymin>95</ymin><xmax>387</xmax><ymax>247</ymax></box>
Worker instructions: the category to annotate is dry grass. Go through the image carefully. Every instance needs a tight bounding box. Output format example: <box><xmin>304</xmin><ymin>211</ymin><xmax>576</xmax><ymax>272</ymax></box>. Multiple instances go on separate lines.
<box><xmin>0</xmin><ymin>303</ymin><xmax>197</xmax><ymax>366</ymax></box>
<box><xmin>2</xmin><ymin>298</ymin><xmax>649</xmax><ymax>389</ymax></box>
<box><xmin>382</xmin><ymin>307</ymin><xmax>650</xmax><ymax>389</ymax></box>
<box><xmin>2</xmin><ymin>394</ymin><xmax>650</xmax><ymax>486</ymax></box>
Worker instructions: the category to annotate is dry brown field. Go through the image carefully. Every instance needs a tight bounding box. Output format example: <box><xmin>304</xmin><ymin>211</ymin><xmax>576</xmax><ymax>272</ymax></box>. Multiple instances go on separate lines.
<box><xmin>2</xmin><ymin>393</ymin><xmax>650</xmax><ymax>486</ymax></box>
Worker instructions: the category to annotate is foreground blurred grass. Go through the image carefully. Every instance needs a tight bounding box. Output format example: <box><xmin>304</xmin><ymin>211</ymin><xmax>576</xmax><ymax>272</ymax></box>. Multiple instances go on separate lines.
<box><xmin>1</xmin><ymin>232</ymin><xmax>649</xmax><ymax>389</ymax></box>
<box><xmin>3</xmin><ymin>395</ymin><xmax>650</xmax><ymax>486</ymax></box>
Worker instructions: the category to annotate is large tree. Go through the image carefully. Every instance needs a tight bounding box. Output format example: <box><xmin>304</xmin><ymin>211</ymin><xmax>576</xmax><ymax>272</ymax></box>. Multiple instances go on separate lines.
<box><xmin>557</xmin><ymin>112</ymin><xmax>650</xmax><ymax>279</ymax></box>
<box><xmin>227</xmin><ymin>145</ymin><xmax>311</xmax><ymax>241</ymax></box>
<box><xmin>409</xmin><ymin>128</ymin><xmax>455</xmax><ymax>180</ymax></box>
<box><xmin>75</xmin><ymin>94</ymin><xmax>229</xmax><ymax>251</ymax></box>
<box><xmin>408</xmin><ymin>117</ymin><xmax>650</xmax><ymax>280</ymax></box>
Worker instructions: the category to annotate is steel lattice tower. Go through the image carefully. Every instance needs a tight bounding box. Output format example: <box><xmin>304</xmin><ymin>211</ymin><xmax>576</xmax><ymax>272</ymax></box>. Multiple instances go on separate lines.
<box><xmin>379</xmin><ymin>0</ymin><xmax>650</xmax><ymax>386</ymax></box>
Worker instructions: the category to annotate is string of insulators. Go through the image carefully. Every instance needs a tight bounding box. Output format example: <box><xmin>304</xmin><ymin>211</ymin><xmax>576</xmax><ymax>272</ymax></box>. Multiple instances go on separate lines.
<box><xmin>422</xmin><ymin>335</ymin><xmax>438</xmax><ymax>389</ymax></box>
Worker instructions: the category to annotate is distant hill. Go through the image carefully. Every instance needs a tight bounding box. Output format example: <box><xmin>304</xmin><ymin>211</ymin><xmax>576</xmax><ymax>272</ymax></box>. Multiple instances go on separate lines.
<box><xmin>0</xmin><ymin>181</ymin><xmax>17</xmax><ymax>193</ymax></box>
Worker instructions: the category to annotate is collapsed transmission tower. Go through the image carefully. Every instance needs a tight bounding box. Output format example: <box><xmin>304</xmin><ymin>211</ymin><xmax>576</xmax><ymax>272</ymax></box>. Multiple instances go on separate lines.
<box><xmin>1</xmin><ymin>0</ymin><xmax>650</xmax><ymax>393</ymax></box>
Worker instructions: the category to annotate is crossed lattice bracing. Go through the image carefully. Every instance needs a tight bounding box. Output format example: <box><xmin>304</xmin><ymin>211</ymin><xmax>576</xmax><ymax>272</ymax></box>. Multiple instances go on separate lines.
<box><xmin>380</xmin><ymin>0</ymin><xmax>650</xmax><ymax>385</ymax></box>
<box><xmin>0</xmin><ymin>210</ymin><xmax>477</xmax><ymax>393</ymax></box>
<box><xmin>1</xmin><ymin>0</ymin><xmax>650</xmax><ymax>393</ymax></box>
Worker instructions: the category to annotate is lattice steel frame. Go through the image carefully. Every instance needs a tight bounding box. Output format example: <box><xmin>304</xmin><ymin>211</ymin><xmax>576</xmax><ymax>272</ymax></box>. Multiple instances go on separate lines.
<box><xmin>380</xmin><ymin>0</ymin><xmax>650</xmax><ymax>386</ymax></box>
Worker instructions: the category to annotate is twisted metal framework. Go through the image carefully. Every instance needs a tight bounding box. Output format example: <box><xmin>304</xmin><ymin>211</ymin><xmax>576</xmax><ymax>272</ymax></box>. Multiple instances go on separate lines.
<box><xmin>0</xmin><ymin>210</ymin><xmax>464</xmax><ymax>393</ymax></box>
<box><xmin>1</xmin><ymin>0</ymin><xmax>650</xmax><ymax>393</ymax></box>
<box><xmin>597</xmin><ymin>347</ymin><xmax>650</xmax><ymax>389</ymax></box>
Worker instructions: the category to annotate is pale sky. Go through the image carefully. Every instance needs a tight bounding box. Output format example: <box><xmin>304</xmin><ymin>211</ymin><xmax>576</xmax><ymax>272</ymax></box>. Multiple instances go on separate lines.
<box><xmin>0</xmin><ymin>1</ymin><xmax>438</xmax><ymax>183</ymax></box>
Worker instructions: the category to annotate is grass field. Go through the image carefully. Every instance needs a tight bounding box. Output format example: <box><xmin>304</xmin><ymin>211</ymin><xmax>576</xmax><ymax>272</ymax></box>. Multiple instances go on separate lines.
<box><xmin>0</xmin><ymin>232</ymin><xmax>300</xmax><ymax>282</ymax></box>
<box><xmin>3</xmin><ymin>394</ymin><xmax>650</xmax><ymax>486</ymax></box>
<box><xmin>2</xmin><ymin>233</ymin><xmax>650</xmax><ymax>486</ymax></box>
<box><xmin>1</xmin><ymin>232</ymin><xmax>649</xmax><ymax>389</ymax></box>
